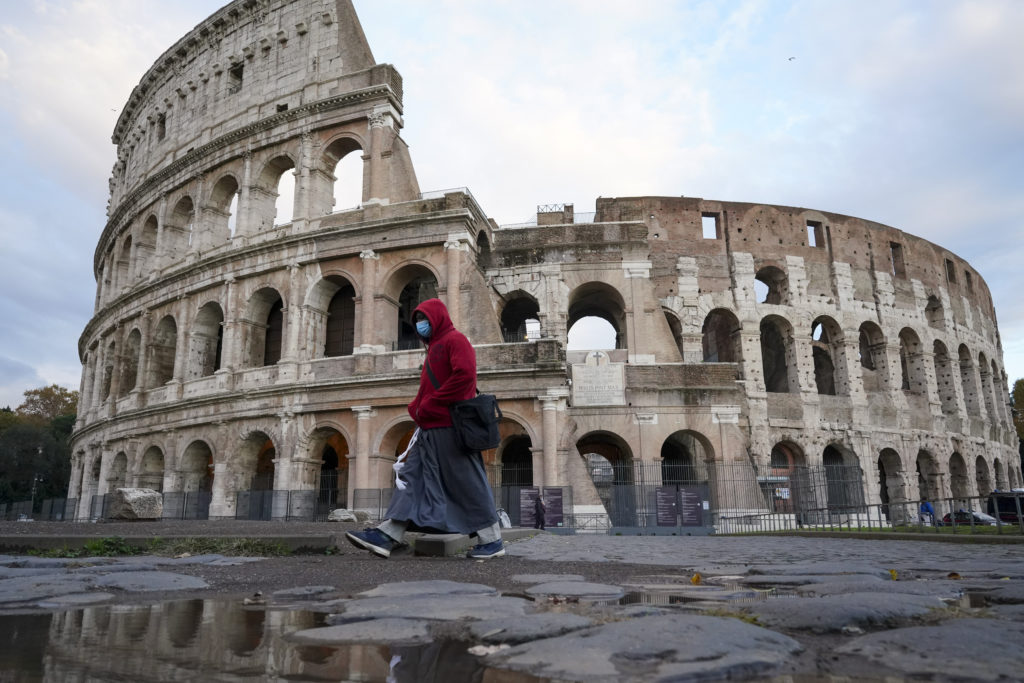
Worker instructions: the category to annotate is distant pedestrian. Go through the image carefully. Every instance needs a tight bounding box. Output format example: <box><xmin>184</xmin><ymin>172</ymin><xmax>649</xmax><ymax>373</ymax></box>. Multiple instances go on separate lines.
<box><xmin>346</xmin><ymin>299</ymin><xmax>504</xmax><ymax>559</ymax></box>
<box><xmin>920</xmin><ymin>497</ymin><xmax>935</xmax><ymax>525</ymax></box>
<box><xmin>534</xmin><ymin>494</ymin><xmax>546</xmax><ymax>530</ymax></box>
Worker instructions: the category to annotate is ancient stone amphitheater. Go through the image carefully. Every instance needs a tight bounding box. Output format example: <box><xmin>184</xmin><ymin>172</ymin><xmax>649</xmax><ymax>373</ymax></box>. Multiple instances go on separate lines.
<box><xmin>68</xmin><ymin>0</ymin><xmax>1020</xmax><ymax>528</ymax></box>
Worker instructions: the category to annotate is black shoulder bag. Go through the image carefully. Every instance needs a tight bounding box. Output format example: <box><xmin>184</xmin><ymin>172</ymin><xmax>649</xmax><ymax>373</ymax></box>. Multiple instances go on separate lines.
<box><xmin>424</xmin><ymin>358</ymin><xmax>502</xmax><ymax>451</ymax></box>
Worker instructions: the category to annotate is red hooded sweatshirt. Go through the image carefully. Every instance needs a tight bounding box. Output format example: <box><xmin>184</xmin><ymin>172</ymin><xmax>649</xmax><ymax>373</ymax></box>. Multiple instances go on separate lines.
<box><xmin>407</xmin><ymin>298</ymin><xmax>477</xmax><ymax>428</ymax></box>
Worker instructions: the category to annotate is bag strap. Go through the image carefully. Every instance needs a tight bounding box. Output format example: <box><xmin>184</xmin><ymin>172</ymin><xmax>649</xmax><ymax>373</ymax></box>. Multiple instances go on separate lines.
<box><xmin>424</xmin><ymin>358</ymin><xmax>440</xmax><ymax>390</ymax></box>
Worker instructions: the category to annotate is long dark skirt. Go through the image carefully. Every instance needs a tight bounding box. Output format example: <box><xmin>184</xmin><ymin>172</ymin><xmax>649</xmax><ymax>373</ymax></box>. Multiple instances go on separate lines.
<box><xmin>384</xmin><ymin>426</ymin><xmax>497</xmax><ymax>534</ymax></box>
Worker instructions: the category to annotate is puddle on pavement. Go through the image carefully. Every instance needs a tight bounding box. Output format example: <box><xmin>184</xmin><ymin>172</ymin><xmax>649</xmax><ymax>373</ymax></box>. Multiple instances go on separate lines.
<box><xmin>0</xmin><ymin>599</ymin><xmax>548</xmax><ymax>683</ymax></box>
<box><xmin>615</xmin><ymin>575</ymin><xmax>795</xmax><ymax>607</ymax></box>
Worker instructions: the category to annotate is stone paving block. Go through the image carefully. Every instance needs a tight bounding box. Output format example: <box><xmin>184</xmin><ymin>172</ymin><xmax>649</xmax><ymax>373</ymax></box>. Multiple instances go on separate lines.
<box><xmin>290</xmin><ymin>617</ymin><xmax>432</xmax><ymax>645</ymax></box>
<box><xmin>979</xmin><ymin>582</ymin><xmax>1024</xmax><ymax>604</ymax></box>
<box><xmin>467</xmin><ymin>613</ymin><xmax>594</xmax><ymax>644</ymax></box>
<box><xmin>743</xmin><ymin>592</ymin><xmax>945</xmax><ymax>633</ymax></box>
<box><xmin>272</xmin><ymin>585</ymin><xmax>337</xmax><ymax>599</ymax></box>
<box><xmin>738</xmin><ymin>573</ymin><xmax>885</xmax><ymax>586</ymax></box>
<box><xmin>485</xmin><ymin>613</ymin><xmax>802</xmax><ymax>681</ymax></box>
<box><xmin>525</xmin><ymin>581</ymin><xmax>624</xmax><ymax>600</ymax></box>
<box><xmin>510</xmin><ymin>573</ymin><xmax>585</xmax><ymax>584</ymax></box>
<box><xmin>92</xmin><ymin>571</ymin><xmax>209</xmax><ymax>592</ymax></box>
<box><xmin>357</xmin><ymin>580</ymin><xmax>497</xmax><ymax>599</ymax></box>
<box><xmin>796</xmin><ymin>579</ymin><xmax>964</xmax><ymax>598</ymax></box>
<box><xmin>836</xmin><ymin>618</ymin><xmax>1024</xmax><ymax>680</ymax></box>
<box><xmin>37</xmin><ymin>592</ymin><xmax>115</xmax><ymax>607</ymax></box>
<box><xmin>330</xmin><ymin>593</ymin><xmax>530</xmax><ymax>623</ymax></box>
<box><xmin>0</xmin><ymin>575</ymin><xmax>93</xmax><ymax>604</ymax></box>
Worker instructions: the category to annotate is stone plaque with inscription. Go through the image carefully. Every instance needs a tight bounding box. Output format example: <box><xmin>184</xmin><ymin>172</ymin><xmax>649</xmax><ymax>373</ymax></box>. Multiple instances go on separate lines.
<box><xmin>571</xmin><ymin>351</ymin><xmax>626</xmax><ymax>406</ymax></box>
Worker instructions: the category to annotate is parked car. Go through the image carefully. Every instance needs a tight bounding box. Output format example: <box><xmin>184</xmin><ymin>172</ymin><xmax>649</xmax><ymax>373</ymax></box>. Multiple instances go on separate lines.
<box><xmin>940</xmin><ymin>509</ymin><xmax>999</xmax><ymax>526</ymax></box>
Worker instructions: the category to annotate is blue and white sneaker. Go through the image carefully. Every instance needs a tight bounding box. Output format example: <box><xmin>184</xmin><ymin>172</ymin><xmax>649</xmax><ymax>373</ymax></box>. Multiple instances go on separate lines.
<box><xmin>466</xmin><ymin>539</ymin><xmax>505</xmax><ymax>559</ymax></box>
<box><xmin>345</xmin><ymin>528</ymin><xmax>398</xmax><ymax>558</ymax></box>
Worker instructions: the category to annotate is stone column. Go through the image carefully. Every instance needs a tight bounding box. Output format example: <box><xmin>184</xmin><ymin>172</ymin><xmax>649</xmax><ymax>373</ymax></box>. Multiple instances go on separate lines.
<box><xmin>365</xmin><ymin>109</ymin><xmax>392</xmax><ymax>203</ymax></box>
<box><xmin>622</xmin><ymin>260</ymin><xmax>652</xmax><ymax>362</ymax></box>
<box><xmin>539</xmin><ymin>388</ymin><xmax>569</xmax><ymax>487</ymax></box>
<box><xmin>235</xmin><ymin>151</ymin><xmax>254</xmax><ymax>239</ymax></box>
<box><xmin>292</xmin><ymin>132</ymin><xmax>313</xmax><ymax>230</ymax></box>
<box><xmin>352</xmin><ymin>406</ymin><xmax>375</xmax><ymax>492</ymax></box>
<box><xmin>171</xmin><ymin>296</ymin><xmax>190</xmax><ymax>396</ymax></box>
<box><xmin>278</xmin><ymin>264</ymin><xmax>303</xmax><ymax>383</ymax></box>
<box><xmin>134</xmin><ymin>312</ymin><xmax>151</xmax><ymax>405</ymax></box>
<box><xmin>444</xmin><ymin>233</ymin><xmax>471</xmax><ymax>332</ymax></box>
<box><xmin>358</xmin><ymin>250</ymin><xmax>378</xmax><ymax>351</ymax></box>
<box><xmin>107</xmin><ymin>326</ymin><xmax>124</xmax><ymax>411</ymax></box>
<box><xmin>155</xmin><ymin>193</ymin><xmax>169</xmax><ymax>269</ymax></box>
<box><xmin>219</xmin><ymin>277</ymin><xmax>240</xmax><ymax>370</ymax></box>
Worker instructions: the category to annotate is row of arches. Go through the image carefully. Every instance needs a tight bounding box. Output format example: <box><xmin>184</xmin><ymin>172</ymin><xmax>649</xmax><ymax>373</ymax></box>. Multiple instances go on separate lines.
<box><xmin>878</xmin><ymin>448</ymin><xmax>1023</xmax><ymax>509</ymax></box>
<box><xmin>100</xmin><ymin>137</ymin><xmax>364</xmax><ymax>304</ymax></box>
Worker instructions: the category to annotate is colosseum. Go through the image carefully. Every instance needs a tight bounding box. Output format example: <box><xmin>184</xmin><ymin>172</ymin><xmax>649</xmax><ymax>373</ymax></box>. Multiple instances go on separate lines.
<box><xmin>67</xmin><ymin>0</ymin><xmax>1021</xmax><ymax>530</ymax></box>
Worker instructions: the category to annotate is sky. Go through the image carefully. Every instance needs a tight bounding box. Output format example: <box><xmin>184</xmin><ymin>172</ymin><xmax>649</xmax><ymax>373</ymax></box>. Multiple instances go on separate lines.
<box><xmin>0</xmin><ymin>0</ymin><xmax>1022</xmax><ymax>410</ymax></box>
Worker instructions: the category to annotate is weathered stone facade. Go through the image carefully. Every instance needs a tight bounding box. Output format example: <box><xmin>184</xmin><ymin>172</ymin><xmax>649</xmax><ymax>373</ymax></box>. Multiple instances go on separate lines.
<box><xmin>68</xmin><ymin>0</ymin><xmax>1021</xmax><ymax>524</ymax></box>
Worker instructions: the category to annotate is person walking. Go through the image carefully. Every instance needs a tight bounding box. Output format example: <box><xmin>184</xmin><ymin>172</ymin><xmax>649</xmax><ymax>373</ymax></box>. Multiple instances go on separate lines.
<box><xmin>919</xmin><ymin>497</ymin><xmax>936</xmax><ymax>526</ymax></box>
<box><xmin>533</xmin><ymin>493</ymin><xmax>546</xmax><ymax>530</ymax></box>
<box><xmin>346</xmin><ymin>298</ymin><xmax>504</xmax><ymax>559</ymax></box>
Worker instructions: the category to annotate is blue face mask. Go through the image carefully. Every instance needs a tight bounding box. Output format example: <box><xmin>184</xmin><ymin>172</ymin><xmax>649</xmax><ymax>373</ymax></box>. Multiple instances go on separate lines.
<box><xmin>415</xmin><ymin>319</ymin><xmax>432</xmax><ymax>338</ymax></box>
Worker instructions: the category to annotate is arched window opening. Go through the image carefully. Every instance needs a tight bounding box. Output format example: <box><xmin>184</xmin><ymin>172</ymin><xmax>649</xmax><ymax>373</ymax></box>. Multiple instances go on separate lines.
<box><xmin>167</xmin><ymin>196</ymin><xmax>195</xmax><ymax>252</ymax></box>
<box><xmin>992</xmin><ymin>361</ymin><xmax>1006</xmax><ymax>426</ymax></box>
<box><xmin>325</xmin><ymin>284</ymin><xmax>356</xmax><ymax>357</ymax></box>
<box><xmin>208</xmin><ymin>175</ymin><xmax>240</xmax><ymax>245</ymax></box>
<box><xmin>101</xmin><ymin>340</ymin><xmax>116</xmax><ymax>400</ymax></box>
<box><xmin>664</xmin><ymin>311</ymin><xmax>685</xmax><ymax>360</ymax></box>
<box><xmin>701</xmin><ymin>309</ymin><xmax>740</xmax><ymax>363</ymax></box>
<box><xmin>148</xmin><ymin>315</ymin><xmax>177</xmax><ymax>388</ymax></box>
<box><xmin>754</xmin><ymin>266</ymin><xmax>787</xmax><ymax>305</ymax></box>
<box><xmin>190</xmin><ymin>302</ymin><xmax>224</xmax><ymax>378</ymax></box>
<box><xmin>139</xmin><ymin>446</ymin><xmax>164</xmax><ymax>491</ymax></box>
<box><xmin>994</xmin><ymin>458</ymin><xmax>1007</xmax><ymax>491</ymax></box>
<box><xmin>567</xmin><ymin>282</ymin><xmax>627</xmax><ymax>351</ymax></box>
<box><xmin>916</xmin><ymin>450</ymin><xmax>939</xmax><ymax>502</ymax></box>
<box><xmin>823</xmin><ymin>445</ymin><xmax>863</xmax><ymax>512</ymax></box>
<box><xmin>978</xmin><ymin>352</ymin><xmax>996</xmax><ymax>422</ymax></box>
<box><xmin>500</xmin><ymin>435</ymin><xmax>534</xmax><ymax>487</ymax></box>
<box><xmin>975</xmin><ymin>455</ymin><xmax>992</xmax><ymax>497</ymax></box>
<box><xmin>332</xmin><ymin>149</ymin><xmax>362</xmax><ymax>212</ymax></box>
<box><xmin>308</xmin><ymin>428</ymin><xmax>350</xmax><ymax>516</ymax></box>
<box><xmin>108</xmin><ymin>452</ymin><xmax>128</xmax><ymax>490</ymax></box>
<box><xmin>877</xmin><ymin>448</ymin><xmax>906</xmax><ymax>522</ymax></box>
<box><xmin>118</xmin><ymin>329</ymin><xmax>142</xmax><ymax>397</ymax></box>
<box><xmin>181</xmin><ymin>441</ymin><xmax>214</xmax><ymax>493</ymax></box>
<box><xmin>925</xmin><ymin>295</ymin><xmax>944</xmax><ymax>330</ymax></box>
<box><xmin>138</xmin><ymin>216</ymin><xmax>158</xmax><ymax>278</ymax></box>
<box><xmin>766</xmin><ymin>442</ymin><xmax>808</xmax><ymax>517</ymax></box>
<box><xmin>932</xmin><ymin>341</ymin><xmax>957</xmax><ymax>417</ymax></box>
<box><xmin>958</xmin><ymin>345</ymin><xmax>981</xmax><ymax>417</ymax></box>
<box><xmin>476</xmin><ymin>231</ymin><xmax>492</xmax><ymax>271</ymax></box>
<box><xmin>500</xmin><ymin>295</ymin><xmax>541</xmax><ymax>343</ymax></box>
<box><xmin>396</xmin><ymin>275</ymin><xmax>439</xmax><ymax>350</ymax></box>
<box><xmin>811</xmin><ymin>318</ymin><xmax>840</xmax><ymax>396</ymax></box>
<box><xmin>578</xmin><ymin>431</ymin><xmax>634</xmax><ymax>527</ymax></box>
<box><xmin>898</xmin><ymin>328</ymin><xmax>924</xmax><ymax>394</ymax></box>
<box><xmin>115</xmin><ymin>237</ymin><xmax>132</xmax><ymax>291</ymax></box>
<box><xmin>274</xmin><ymin>169</ymin><xmax>296</xmax><ymax>226</ymax></box>
<box><xmin>264</xmin><ymin>298</ymin><xmax>284</xmax><ymax>366</ymax></box>
<box><xmin>661</xmin><ymin>432</ymin><xmax>710</xmax><ymax>485</ymax></box>
<box><xmin>235</xmin><ymin>432</ymin><xmax>276</xmax><ymax>520</ymax></box>
<box><xmin>949</xmin><ymin>452</ymin><xmax>970</xmax><ymax>505</ymax></box>
<box><xmin>760</xmin><ymin>316</ymin><xmax>794</xmax><ymax>393</ymax></box>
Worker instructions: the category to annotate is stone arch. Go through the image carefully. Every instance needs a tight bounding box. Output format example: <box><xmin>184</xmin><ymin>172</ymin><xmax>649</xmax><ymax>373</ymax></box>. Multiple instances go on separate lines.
<box><xmin>237</xmin><ymin>430</ymin><xmax>277</xmax><ymax>492</ymax></box>
<box><xmin>663</xmin><ymin>309</ymin><xmax>685</xmax><ymax>360</ymax></box>
<box><xmin>958</xmin><ymin>345</ymin><xmax>981</xmax><ymax>417</ymax></box>
<box><xmin>767</xmin><ymin>441</ymin><xmax>809</xmax><ymax>516</ymax></box>
<box><xmin>382</xmin><ymin>263</ymin><xmax>440</xmax><ymax>351</ymax></box>
<box><xmin>811</xmin><ymin>316</ymin><xmax>845</xmax><ymax>396</ymax></box>
<box><xmin>147</xmin><ymin>315</ymin><xmax>177</xmax><ymax>388</ymax></box>
<box><xmin>823</xmin><ymin>443</ymin><xmax>863</xmax><ymax>510</ymax></box>
<box><xmin>108</xmin><ymin>452</ymin><xmax>128</xmax><ymax>489</ymax></box>
<box><xmin>577</xmin><ymin>430</ymin><xmax>635</xmax><ymax>527</ymax></box>
<box><xmin>115</xmin><ymin>235</ymin><xmax>132</xmax><ymax>291</ymax></box>
<box><xmin>164</xmin><ymin>195</ymin><xmax>195</xmax><ymax>256</ymax></box>
<box><xmin>898</xmin><ymin>327</ymin><xmax>926</xmax><ymax>393</ymax></box>
<box><xmin>188</xmin><ymin>301</ymin><xmax>224</xmax><ymax>379</ymax></box>
<box><xmin>180</xmin><ymin>440</ymin><xmax>214</xmax><ymax>492</ymax></box>
<box><xmin>948</xmin><ymin>451</ymin><xmax>970</xmax><ymax>501</ymax></box>
<box><xmin>991</xmin><ymin>359</ymin><xmax>1006</xmax><ymax>425</ymax></box>
<box><xmin>760</xmin><ymin>314</ymin><xmax>797</xmax><ymax>393</ymax></box>
<box><xmin>978</xmin><ymin>352</ymin><xmax>996</xmax><ymax>422</ymax></box>
<box><xmin>932</xmin><ymin>340</ymin><xmax>958</xmax><ymax>416</ymax></box>
<box><xmin>253</xmin><ymin>154</ymin><xmax>297</xmax><ymax>230</ymax></box>
<box><xmin>878</xmin><ymin>448</ymin><xmax>907</xmax><ymax>521</ymax></box>
<box><xmin>994</xmin><ymin>457</ymin><xmax>1007</xmax><ymax>491</ymax></box>
<box><xmin>916</xmin><ymin>449</ymin><xmax>940</xmax><ymax>502</ymax></box>
<box><xmin>754</xmin><ymin>265</ymin><xmax>788</xmax><ymax>305</ymax></box>
<box><xmin>206</xmin><ymin>174</ymin><xmax>240</xmax><ymax>245</ymax></box>
<box><xmin>305</xmin><ymin>275</ymin><xmax>358</xmax><ymax>358</ymax></box>
<box><xmin>377</xmin><ymin>418</ymin><xmax>418</xmax><ymax>488</ymax></box>
<box><xmin>322</xmin><ymin>135</ymin><xmax>364</xmax><ymax>212</ymax></box>
<box><xmin>241</xmin><ymin>287</ymin><xmax>285</xmax><ymax>367</ymax></box>
<box><xmin>136</xmin><ymin>215</ymin><xmax>158</xmax><ymax>279</ymax></box>
<box><xmin>702</xmin><ymin>308</ymin><xmax>741</xmax><ymax>363</ymax></box>
<box><xmin>567</xmin><ymin>281</ymin><xmax>628</xmax><ymax>350</ymax></box>
<box><xmin>476</xmin><ymin>230</ymin><xmax>492</xmax><ymax>270</ymax></box>
<box><xmin>118</xmin><ymin>328</ymin><xmax>142</xmax><ymax>397</ymax></box>
<box><xmin>307</xmin><ymin>426</ymin><xmax>351</xmax><ymax>511</ymax></box>
<box><xmin>101</xmin><ymin>338</ymin><xmax>116</xmax><ymax>400</ymax></box>
<box><xmin>975</xmin><ymin>455</ymin><xmax>992</xmax><ymax>497</ymax></box>
<box><xmin>857</xmin><ymin>321</ymin><xmax>887</xmax><ymax>392</ymax></box>
<box><xmin>138</xmin><ymin>446</ymin><xmax>164</xmax><ymax>491</ymax></box>
<box><xmin>660</xmin><ymin>430</ymin><xmax>713</xmax><ymax>484</ymax></box>
<box><xmin>499</xmin><ymin>291</ymin><xmax>541</xmax><ymax>343</ymax></box>
<box><xmin>925</xmin><ymin>295</ymin><xmax>944</xmax><ymax>330</ymax></box>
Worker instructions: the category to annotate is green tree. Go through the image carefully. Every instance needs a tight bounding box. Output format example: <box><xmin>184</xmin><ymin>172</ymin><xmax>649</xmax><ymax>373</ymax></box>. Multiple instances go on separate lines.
<box><xmin>0</xmin><ymin>386</ymin><xmax>77</xmax><ymax>507</ymax></box>
<box><xmin>16</xmin><ymin>384</ymin><xmax>78</xmax><ymax>423</ymax></box>
<box><xmin>1013</xmin><ymin>379</ymin><xmax>1024</xmax><ymax>464</ymax></box>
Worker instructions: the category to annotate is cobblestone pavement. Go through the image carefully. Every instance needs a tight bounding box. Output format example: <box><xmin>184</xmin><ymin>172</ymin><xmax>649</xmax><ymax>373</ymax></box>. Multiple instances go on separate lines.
<box><xmin>2</xmin><ymin>522</ymin><xmax>1024</xmax><ymax>681</ymax></box>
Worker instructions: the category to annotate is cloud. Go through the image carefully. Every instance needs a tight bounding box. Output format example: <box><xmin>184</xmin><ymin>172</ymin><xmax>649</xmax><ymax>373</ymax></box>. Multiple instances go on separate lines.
<box><xmin>0</xmin><ymin>356</ymin><xmax>46</xmax><ymax>409</ymax></box>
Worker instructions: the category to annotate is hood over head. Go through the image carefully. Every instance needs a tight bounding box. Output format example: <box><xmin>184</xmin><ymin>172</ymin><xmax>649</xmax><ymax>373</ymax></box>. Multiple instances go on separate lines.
<box><xmin>413</xmin><ymin>298</ymin><xmax>454</xmax><ymax>341</ymax></box>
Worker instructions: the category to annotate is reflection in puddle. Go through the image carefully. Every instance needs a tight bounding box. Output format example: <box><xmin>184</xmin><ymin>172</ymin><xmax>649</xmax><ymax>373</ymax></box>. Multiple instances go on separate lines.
<box><xmin>0</xmin><ymin>599</ymin><xmax>547</xmax><ymax>682</ymax></box>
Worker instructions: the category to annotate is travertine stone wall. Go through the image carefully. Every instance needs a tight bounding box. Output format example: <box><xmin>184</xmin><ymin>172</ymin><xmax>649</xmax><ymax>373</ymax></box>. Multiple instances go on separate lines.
<box><xmin>68</xmin><ymin>0</ymin><xmax>1020</xmax><ymax>524</ymax></box>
